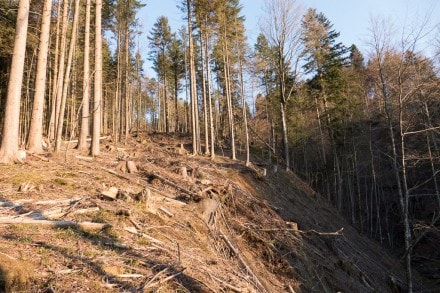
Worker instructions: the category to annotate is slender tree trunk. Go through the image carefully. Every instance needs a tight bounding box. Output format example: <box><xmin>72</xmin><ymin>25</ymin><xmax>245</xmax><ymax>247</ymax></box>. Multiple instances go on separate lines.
<box><xmin>223</xmin><ymin>42</ymin><xmax>236</xmax><ymax>160</ymax></box>
<box><xmin>239</xmin><ymin>51</ymin><xmax>249</xmax><ymax>166</ymax></box>
<box><xmin>115</xmin><ymin>29</ymin><xmax>122</xmax><ymax>142</ymax></box>
<box><xmin>77</xmin><ymin>0</ymin><xmax>91</xmax><ymax>151</ymax></box>
<box><xmin>124</xmin><ymin>26</ymin><xmax>130</xmax><ymax>142</ymax></box>
<box><xmin>48</xmin><ymin>0</ymin><xmax>62</xmax><ymax>142</ymax></box>
<box><xmin>52</xmin><ymin>0</ymin><xmax>69</xmax><ymax>144</ymax></box>
<box><xmin>55</xmin><ymin>0</ymin><xmax>80</xmax><ymax>152</ymax></box>
<box><xmin>27</xmin><ymin>0</ymin><xmax>53</xmax><ymax>153</ymax></box>
<box><xmin>0</xmin><ymin>0</ymin><xmax>30</xmax><ymax>163</ymax></box>
<box><xmin>205</xmin><ymin>32</ymin><xmax>215</xmax><ymax>159</ymax></box>
<box><xmin>91</xmin><ymin>0</ymin><xmax>102</xmax><ymax>156</ymax></box>
<box><xmin>200</xmin><ymin>37</ymin><xmax>209</xmax><ymax>155</ymax></box>
<box><xmin>187</xmin><ymin>0</ymin><xmax>198</xmax><ymax>154</ymax></box>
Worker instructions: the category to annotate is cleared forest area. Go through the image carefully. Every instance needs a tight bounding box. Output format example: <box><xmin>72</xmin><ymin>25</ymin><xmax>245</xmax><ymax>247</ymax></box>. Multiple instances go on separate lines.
<box><xmin>0</xmin><ymin>133</ymin><xmax>430</xmax><ymax>292</ymax></box>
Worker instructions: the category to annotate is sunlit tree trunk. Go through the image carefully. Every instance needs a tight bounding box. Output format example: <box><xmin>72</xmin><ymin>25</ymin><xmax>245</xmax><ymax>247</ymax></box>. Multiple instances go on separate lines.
<box><xmin>91</xmin><ymin>0</ymin><xmax>102</xmax><ymax>156</ymax></box>
<box><xmin>77</xmin><ymin>0</ymin><xmax>91</xmax><ymax>151</ymax></box>
<box><xmin>0</xmin><ymin>0</ymin><xmax>30</xmax><ymax>163</ymax></box>
<box><xmin>27</xmin><ymin>0</ymin><xmax>53</xmax><ymax>153</ymax></box>
<box><xmin>48</xmin><ymin>0</ymin><xmax>62</xmax><ymax>142</ymax></box>
<box><xmin>55</xmin><ymin>0</ymin><xmax>80</xmax><ymax>152</ymax></box>
<box><xmin>187</xmin><ymin>0</ymin><xmax>199</xmax><ymax>154</ymax></box>
<box><xmin>51</xmin><ymin>0</ymin><xmax>69</xmax><ymax>144</ymax></box>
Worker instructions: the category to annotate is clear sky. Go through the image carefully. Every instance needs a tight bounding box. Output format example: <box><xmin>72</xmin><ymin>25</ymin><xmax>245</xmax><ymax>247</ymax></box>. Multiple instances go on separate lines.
<box><xmin>138</xmin><ymin>0</ymin><xmax>440</xmax><ymax>76</ymax></box>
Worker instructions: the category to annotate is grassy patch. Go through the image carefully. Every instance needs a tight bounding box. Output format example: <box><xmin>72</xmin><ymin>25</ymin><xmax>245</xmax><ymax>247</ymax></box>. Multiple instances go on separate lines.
<box><xmin>52</xmin><ymin>178</ymin><xmax>76</xmax><ymax>189</ymax></box>
<box><xmin>11</xmin><ymin>171</ymin><xmax>47</xmax><ymax>186</ymax></box>
<box><xmin>0</xmin><ymin>254</ymin><xmax>34</xmax><ymax>292</ymax></box>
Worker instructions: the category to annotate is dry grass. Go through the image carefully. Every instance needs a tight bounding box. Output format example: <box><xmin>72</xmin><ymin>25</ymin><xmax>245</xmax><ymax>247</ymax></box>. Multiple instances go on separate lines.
<box><xmin>0</xmin><ymin>253</ymin><xmax>34</xmax><ymax>292</ymax></box>
<box><xmin>0</xmin><ymin>133</ymin><xmax>426</xmax><ymax>292</ymax></box>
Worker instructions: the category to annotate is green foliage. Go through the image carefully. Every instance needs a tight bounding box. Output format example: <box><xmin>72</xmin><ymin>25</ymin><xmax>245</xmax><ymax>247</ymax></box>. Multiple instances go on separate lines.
<box><xmin>148</xmin><ymin>16</ymin><xmax>173</xmax><ymax>79</ymax></box>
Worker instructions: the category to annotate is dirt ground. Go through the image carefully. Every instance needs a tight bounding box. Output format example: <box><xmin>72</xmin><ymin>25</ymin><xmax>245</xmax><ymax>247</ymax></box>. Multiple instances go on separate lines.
<box><xmin>0</xmin><ymin>133</ymin><xmax>431</xmax><ymax>292</ymax></box>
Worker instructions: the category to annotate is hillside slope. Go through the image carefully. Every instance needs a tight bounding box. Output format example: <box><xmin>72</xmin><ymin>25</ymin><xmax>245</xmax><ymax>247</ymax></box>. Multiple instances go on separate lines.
<box><xmin>0</xmin><ymin>133</ymin><xmax>422</xmax><ymax>292</ymax></box>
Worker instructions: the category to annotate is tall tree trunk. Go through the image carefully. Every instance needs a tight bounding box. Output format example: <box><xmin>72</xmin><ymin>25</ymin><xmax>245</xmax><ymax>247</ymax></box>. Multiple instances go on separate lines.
<box><xmin>0</xmin><ymin>0</ymin><xmax>30</xmax><ymax>163</ymax></box>
<box><xmin>77</xmin><ymin>0</ymin><xmax>91</xmax><ymax>151</ymax></box>
<box><xmin>223</xmin><ymin>40</ymin><xmax>236</xmax><ymax>160</ymax></box>
<box><xmin>187</xmin><ymin>0</ymin><xmax>198</xmax><ymax>155</ymax></box>
<box><xmin>27</xmin><ymin>0</ymin><xmax>53</xmax><ymax>153</ymax></box>
<box><xmin>48</xmin><ymin>0</ymin><xmax>62</xmax><ymax>142</ymax></box>
<box><xmin>238</xmin><ymin>45</ymin><xmax>249</xmax><ymax>166</ymax></box>
<box><xmin>51</xmin><ymin>0</ymin><xmax>69</xmax><ymax>144</ymax></box>
<box><xmin>91</xmin><ymin>0</ymin><xmax>102</xmax><ymax>156</ymax></box>
<box><xmin>200</xmin><ymin>37</ymin><xmax>209</xmax><ymax>155</ymax></box>
<box><xmin>124</xmin><ymin>25</ymin><xmax>130</xmax><ymax>142</ymax></box>
<box><xmin>205</xmin><ymin>33</ymin><xmax>215</xmax><ymax>159</ymax></box>
<box><xmin>55</xmin><ymin>0</ymin><xmax>80</xmax><ymax>152</ymax></box>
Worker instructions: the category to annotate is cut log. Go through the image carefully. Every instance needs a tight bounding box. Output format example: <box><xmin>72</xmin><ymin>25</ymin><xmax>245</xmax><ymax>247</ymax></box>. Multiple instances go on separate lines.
<box><xmin>101</xmin><ymin>187</ymin><xmax>118</xmax><ymax>200</ymax></box>
<box><xmin>180</xmin><ymin>166</ymin><xmax>188</xmax><ymax>178</ymax></box>
<box><xmin>75</xmin><ymin>155</ymin><xmax>93</xmax><ymax>161</ymax></box>
<box><xmin>126</xmin><ymin>161</ymin><xmax>138</xmax><ymax>173</ymax></box>
<box><xmin>177</xmin><ymin>144</ymin><xmax>187</xmax><ymax>155</ymax></box>
<box><xmin>115</xmin><ymin>161</ymin><xmax>127</xmax><ymax>173</ymax></box>
<box><xmin>199</xmin><ymin>198</ymin><xmax>219</xmax><ymax>226</ymax></box>
<box><xmin>158</xmin><ymin>206</ymin><xmax>174</xmax><ymax>217</ymax></box>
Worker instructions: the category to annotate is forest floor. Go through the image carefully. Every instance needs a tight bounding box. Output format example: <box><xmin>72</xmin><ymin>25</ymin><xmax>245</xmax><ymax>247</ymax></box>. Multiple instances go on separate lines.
<box><xmin>0</xmin><ymin>132</ymin><xmax>432</xmax><ymax>292</ymax></box>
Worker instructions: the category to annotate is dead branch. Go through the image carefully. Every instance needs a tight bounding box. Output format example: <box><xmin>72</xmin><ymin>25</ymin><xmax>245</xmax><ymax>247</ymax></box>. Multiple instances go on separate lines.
<box><xmin>116</xmin><ymin>274</ymin><xmax>144</xmax><ymax>278</ymax></box>
<box><xmin>143</xmin><ymin>268</ymin><xmax>168</xmax><ymax>289</ymax></box>
<box><xmin>33</xmin><ymin>197</ymin><xmax>84</xmax><ymax>205</ymax></box>
<box><xmin>219</xmin><ymin>230</ymin><xmax>267</xmax><ymax>292</ymax></box>
<box><xmin>69</xmin><ymin>207</ymin><xmax>100</xmax><ymax>215</ymax></box>
<box><xmin>101</xmin><ymin>167</ymin><xmax>144</xmax><ymax>186</ymax></box>
<box><xmin>254</xmin><ymin>227</ymin><xmax>344</xmax><ymax>236</ymax></box>
<box><xmin>143</xmin><ymin>269</ymin><xmax>186</xmax><ymax>290</ymax></box>
<box><xmin>209</xmin><ymin>273</ymin><xmax>244</xmax><ymax>292</ymax></box>
<box><xmin>75</xmin><ymin>155</ymin><xmax>93</xmax><ymax>162</ymax></box>
<box><xmin>27</xmin><ymin>152</ymin><xmax>50</xmax><ymax>162</ymax></box>
<box><xmin>288</xmin><ymin>284</ymin><xmax>296</xmax><ymax>293</ymax></box>
<box><xmin>158</xmin><ymin>206</ymin><xmax>174</xmax><ymax>217</ymax></box>
<box><xmin>0</xmin><ymin>218</ymin><xmax>109</xmax><ymax>230</ymax></box>
<box><xmin>128</xmin><ymin>217</ymin><xmax>142</xmax><ymax>230</ymax></box>
<box><xmin>64</xmin><ymin>135</ymin><xmax>110</xmax><ymax>144</ymax></box>
<box><xmin>150</xmin><ymin>173</ymin><xmax>198</xmax><ymax>198</ymax></box>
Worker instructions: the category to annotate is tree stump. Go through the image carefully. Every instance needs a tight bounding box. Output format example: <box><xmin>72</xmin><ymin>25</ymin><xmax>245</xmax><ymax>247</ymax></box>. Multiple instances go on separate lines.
<box><xmin>126</xmin><ymin>161</ymin><xmax>138</xmax><ymax>173</ymax></box>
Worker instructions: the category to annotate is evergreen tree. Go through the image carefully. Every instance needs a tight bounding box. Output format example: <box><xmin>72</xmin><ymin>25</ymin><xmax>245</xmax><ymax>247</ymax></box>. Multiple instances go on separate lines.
<box><xmin>301</xmin><ymin>8</ymin><xmax>348</xmax><ymax>209</ymax></box>
<box><xmin>148</xmin><ymin>16</ymin><xmax>173</xmax><ymax>133</ymax></box>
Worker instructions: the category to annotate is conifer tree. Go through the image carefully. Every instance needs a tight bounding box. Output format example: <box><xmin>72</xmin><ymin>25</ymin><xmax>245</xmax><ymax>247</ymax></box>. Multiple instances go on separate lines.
<box><xmin>301</xmin><ymin>8</ymin><xmax>348</xmax><ymax>209</ymax></box>
<box><xmin>148</xmin><ymin>16</ymin><xmax>173</xmax><ymax>133</ymax></box>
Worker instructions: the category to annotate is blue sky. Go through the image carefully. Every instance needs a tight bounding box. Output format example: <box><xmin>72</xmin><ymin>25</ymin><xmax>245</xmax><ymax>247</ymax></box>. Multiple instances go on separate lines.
<box><xmin>138</xmin><ymin>0</ymin><xmax>440</xmax><ymax>76</ymax></box>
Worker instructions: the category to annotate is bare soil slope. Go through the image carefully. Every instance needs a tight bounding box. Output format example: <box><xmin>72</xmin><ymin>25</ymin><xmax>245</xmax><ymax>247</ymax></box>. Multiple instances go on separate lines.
<box><xmin>0</xmin><ymin>133</ymin><xmax>423</xmax><ymax>292</ymax></box>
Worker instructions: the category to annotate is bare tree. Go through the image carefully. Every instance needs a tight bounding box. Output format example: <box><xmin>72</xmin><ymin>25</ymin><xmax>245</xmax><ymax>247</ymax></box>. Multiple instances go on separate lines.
<box><xmin>260</xmin><ymin>0</ymin><xmax>303</xmax><ymax>170</ymax></box>
<box><xmin>368</xmin><ymin>14</ymin><xmax>438</xmax><ymax>293</ymax></box>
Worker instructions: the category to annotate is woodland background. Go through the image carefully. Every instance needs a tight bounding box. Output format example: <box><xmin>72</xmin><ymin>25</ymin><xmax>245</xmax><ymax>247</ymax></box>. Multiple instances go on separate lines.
<box><xmin>0</xmin><ymin>0</ymin><xmax>439</xmax><ymax>291</ymax></box>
